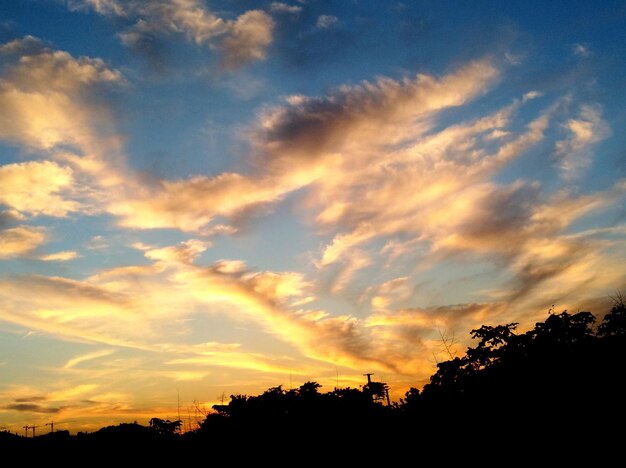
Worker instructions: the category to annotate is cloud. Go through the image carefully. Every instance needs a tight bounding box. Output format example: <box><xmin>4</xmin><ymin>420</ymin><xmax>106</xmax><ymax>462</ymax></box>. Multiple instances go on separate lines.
<box><xmin>0</xmin><ymin>38</ymin><xmax>139</xmax><ymax>225</ymax></box>
<box><xmin>554</xmin><ymin>104</ymin><xmax>610</xmax><ymax>180</ymax></box>
<box><xmin>165</xmin><ymin>342</ymin><xmax>304</xmax><ymax>376</ymax></box>
<box><xmin>110</xmin><ymin>59</ymin><xmax>499</xmax><ymax>232</ymax></box>
<box><xmin>365</xmin><ymin>302</ymin><xmax>505</xmax><ymax>373</ymax></box>
<box><xmin>68</xmin><ymin>0</ymin><xmax>126</xmax><ymax>16</ymax></box>
<box><xmin>0</xmin><ymin>238</ymin><xmax>395</xmax><ymax>373</ymax></box>
<box><xmin>40</xmin><ymin>251</ymin><xmax>80</xmax><ymax>262</ymax></box>
<box><xmin>0</xmin><ymin>161</ymin><xmax>78</xmax><ymax>217</ymax></box>
<box><xmin>0</xmin><ymin>51</ymin><xmax>119</xmax><ymax>150</ymax></box>
<box><xmin>3</xmin><ymin>403</ymin><xmax>61</xmax><ymax>413</ymax></box>
<box><xmin>1</xmin><ymin>44</ymin><xmax>504</xmax><ymax>245</ymax></box>
<box><xmin>109</xmin><ymin>172</ymin><xmax>284</xmax><ymax>232</ymax></box>
<box><xmin>64</xmin><ymin>350</ymin><xmax>116</xmax><ymax>369</ymax></box>
<box><xmin>317</xmin><ymin>15</ymin><xmax>339</xmax><ymax>29</ymax></box>
<box><xmin>0</xmin><ymin>225</ymin><xmax>46</xmax><ymax>258</ymax></box>
<box><xmin>573</xmin><ymin>43</ymin><xmax>591</xmax><ymax>57</ymax></box>
<box><xmin>13</xmin><ymin>395</ymin><xmax>47</xmax><ymax>403</ymax></box>
<box><xmin>0</xmin><ymin>35</ymin><xmax>45</xmax><ymax>55</ymax></box>
<box><xmin>221</xmin><ymin>10</ymin><xmax>274</xmax><ymax>70</ymax></box>
<box><xmin>270</xmin><ymin>2</ymin><xmax>302</xmax><ymax>14</ymax></box>
<box><xmin>1</xmin><ymin>43</ymin><xmax>624</xmax><ymax>391</ymax></box>
<box><xmin>310</xmin><ymin>101</ymin><xmax>548</xmax><ymax>280</ymax></box>
<box><xmin>85</xmin><ymin>235</ymin><xmax>109</xmax><ymax>250</ymax></box>
<box><xmin>365</xmin><ymin>276</ymin><xmax>412</xmax><ymax>311</ymax></box>
<box><xmin>71</xmin><ymin>0</ymin><xmax>274</xmax><ymax>69</ymax></box>
<box><xmin>48</xmin><ymin>384</ymin><xmax>100</xmax><ymax>401</ymax></box>
<box><xmin>329</xmin><ymin>249</ymin><xmax>371</xmax><ymax>294</ymax></box>
<box><xmin>0</xmin><ymin>37</ymin><xmax>127</xmax><ymax>199</ymax></box>
<box><xmin>0</xmin><ymin>274</ymin><xmax>152</xmax><ymax>348</ymax></box>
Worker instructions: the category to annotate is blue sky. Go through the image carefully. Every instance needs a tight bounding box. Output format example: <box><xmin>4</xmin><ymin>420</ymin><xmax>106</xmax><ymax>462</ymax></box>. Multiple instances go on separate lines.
<box><xmin>1</xmin><ymin>0</ymin><xmax>625</xmax><ymax>433</ymax></box>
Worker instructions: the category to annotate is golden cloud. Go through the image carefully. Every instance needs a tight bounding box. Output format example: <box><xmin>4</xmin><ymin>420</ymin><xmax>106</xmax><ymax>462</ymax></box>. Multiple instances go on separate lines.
<box><xmin>39</xmin><ymin>251</ymin><xmax>80</xmax><ymax>262</ymax></box>
<box><xmin>73</xmin><ymin>0</ymin><xmax>274</xmax><ymax>69</ymax></box>
<box><xmin>0</xmin><ymin>161</ymin><xmax>78</xmax><ymax>217</ymax></box>
<box><xmin>0</xmin><ymin>225</ymin><xmax>46</xmax><ymax>259</ymax></box>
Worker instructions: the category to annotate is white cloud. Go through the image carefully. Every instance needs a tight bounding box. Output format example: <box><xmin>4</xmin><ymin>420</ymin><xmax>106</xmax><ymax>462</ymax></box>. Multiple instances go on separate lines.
<box><xmin>555</xmin><ymin>104</ymin><xmax>610</xmax><ymax>179</ymax></box>
<box><xmin>270</xmin><ymin>2</ymin><xmax>302</xmax><ymax>14</ymax></box>
<box><xmin>85</xmin><ymin>235</ymin><xmax>109</xmax><ymax>250</ymax></box>
<box><xmin>573</xmin><ymin>43</ymin><xmax>591</xmax><ymax>57</ymax></box>
<box><xmin>317</xmin><ymin>15</ymin><xmax>339</xmax><ymax>29</ymax></box>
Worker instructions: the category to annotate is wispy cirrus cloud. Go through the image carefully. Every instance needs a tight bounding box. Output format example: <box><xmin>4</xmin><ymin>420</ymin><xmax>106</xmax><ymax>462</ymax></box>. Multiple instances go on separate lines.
<box><xmin>64</xmin><ymin>349</ymin><xmax>117</xmax><ymax>369</ymax></box>
<box><xmin>0</xmin><ymin>238</ymin><xmax>395</xmax><ymax>373</ymax></box>
<box><xmin>554</xmin><ymin>104</ymin><xmax>610</xmax><ymax>180</ymax></box>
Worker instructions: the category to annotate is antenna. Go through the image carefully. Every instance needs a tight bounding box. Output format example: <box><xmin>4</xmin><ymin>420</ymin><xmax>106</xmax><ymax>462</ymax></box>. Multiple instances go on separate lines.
<box><xmin>177</xmin><ymin>390</ymin><xmax>181</xmax><ymax>424</ymax></box>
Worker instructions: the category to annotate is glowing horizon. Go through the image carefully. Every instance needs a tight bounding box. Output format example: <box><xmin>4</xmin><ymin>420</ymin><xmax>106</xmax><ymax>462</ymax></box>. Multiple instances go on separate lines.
<box><xmin>1</xmin><ymin>0</ymin><xmax>626</xmax><ymax>434</ymax></box>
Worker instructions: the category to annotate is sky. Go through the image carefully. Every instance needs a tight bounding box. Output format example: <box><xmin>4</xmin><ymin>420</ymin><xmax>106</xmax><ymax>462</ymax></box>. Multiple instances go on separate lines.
<box><xmin>1</xmin><ymin>0</ymin><xmax>626</xmax><ymax>433</ymax></box>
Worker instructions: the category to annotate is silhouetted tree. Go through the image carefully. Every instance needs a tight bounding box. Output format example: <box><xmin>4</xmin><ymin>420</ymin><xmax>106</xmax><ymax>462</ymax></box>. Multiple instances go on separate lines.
<box><xmin>598</xmin><ymin>296</ymin><xmax>626</xmax><ymax>337</ymax></box>
<box><xmin>148</xmin><ymin>418</ymin><xmax>181</xmax><ymax>436</ymax></box>
<box><xmin>298</xmin><ymin>381</ymin><xmax>321</xmax><ymax>397</ymax></box>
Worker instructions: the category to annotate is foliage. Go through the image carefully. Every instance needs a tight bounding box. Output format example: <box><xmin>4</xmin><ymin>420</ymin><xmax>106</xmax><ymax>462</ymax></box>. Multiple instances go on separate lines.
<box><xmin>148</xmin><ymin>418</ymin><xmax>181</xmax><ymax>436</ymax></box>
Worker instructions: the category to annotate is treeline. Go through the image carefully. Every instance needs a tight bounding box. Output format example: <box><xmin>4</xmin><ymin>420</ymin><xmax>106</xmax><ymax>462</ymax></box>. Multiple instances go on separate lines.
<box><xmin>2</xmin><ymin>300</ymin><xmax>625</xmax><ymax>460</ymax></box>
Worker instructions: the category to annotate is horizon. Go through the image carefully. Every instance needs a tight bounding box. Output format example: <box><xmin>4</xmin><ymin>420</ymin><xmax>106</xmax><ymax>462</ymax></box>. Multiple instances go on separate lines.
<box><xmin>1</xmin><ymin>0</ymin><xmax>626</xmax><ymax>434</ymax></box>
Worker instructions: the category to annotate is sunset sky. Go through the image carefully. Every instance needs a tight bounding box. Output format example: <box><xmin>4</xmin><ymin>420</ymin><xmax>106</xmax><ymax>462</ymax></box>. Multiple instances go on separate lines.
<box><xmin>1</xmin><ymin>0</ymin><xmax>626</xmax><ymax>433</ymax></box>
